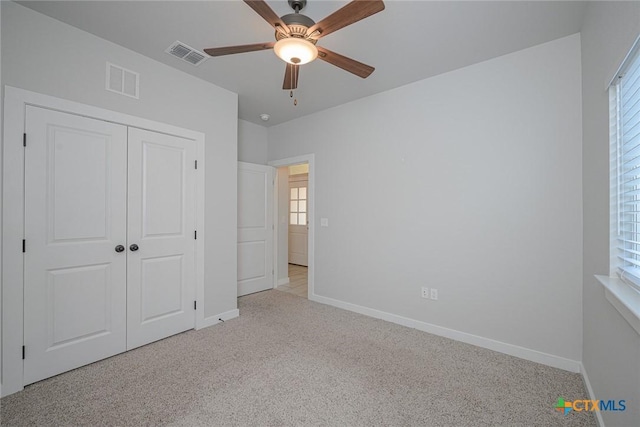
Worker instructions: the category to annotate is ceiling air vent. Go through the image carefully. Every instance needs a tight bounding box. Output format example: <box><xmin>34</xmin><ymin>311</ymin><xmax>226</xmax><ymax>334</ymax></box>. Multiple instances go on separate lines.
<box><xmin>166</xmin><ymin>41</ymin><xmax>208</xmax><ymax>66</ymax></box>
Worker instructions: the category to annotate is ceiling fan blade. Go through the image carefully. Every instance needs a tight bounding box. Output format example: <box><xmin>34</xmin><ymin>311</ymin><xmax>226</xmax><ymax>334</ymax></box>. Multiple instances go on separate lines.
<box><xmin>244</xmin><ymin>0</ymin><xmax>290</xmax><ymax>33</ymax></box>
<box><xmin>283</xmin><ymin>63</ymin><xmax>300</xmax><ymax>90</ymax></box>
<box><xmin>306</xmin><ymin>0</ymin><xmax>384</xmax><ymax>39</ymax></box>
<box><xmin>204</xmin><ymin>42</ymin><xmax>275</xmax><ymax>57</ymax></box>
<box><xmin>316</xmin><ymin>46</ymin><xmax>374</xmax><ymax>78</ymax></box>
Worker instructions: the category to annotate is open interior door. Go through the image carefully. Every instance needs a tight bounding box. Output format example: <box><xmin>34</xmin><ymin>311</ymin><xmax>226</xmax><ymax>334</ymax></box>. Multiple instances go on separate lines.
<box><xmin>237</xmin><ymin>162</ymin><xmax>274</xmax><ymax>296</ymax></box>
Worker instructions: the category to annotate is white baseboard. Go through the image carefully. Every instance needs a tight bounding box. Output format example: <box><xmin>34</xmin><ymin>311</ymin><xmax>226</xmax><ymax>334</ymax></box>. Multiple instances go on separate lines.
<box><xmin>580</xmin><ymin>363</ymin><xmax>605</xmax><ymax>427</ymax></box>
<box><xmin>309</xmin><ymin>293</ymin><xmax>581</xmax><ymax>373</ymax></box>
<box><xmin>277</xmin><ymin>277</ymin><xmax>290</xmax><ymax>286</ymax></box>
<box><xmin>198</xmin><ymin>309</ymin><xmax>239</xmax><ymax>329</ymax></box>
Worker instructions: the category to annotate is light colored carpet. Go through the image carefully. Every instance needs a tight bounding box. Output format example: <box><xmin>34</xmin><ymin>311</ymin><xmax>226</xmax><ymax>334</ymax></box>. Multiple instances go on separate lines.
<box><xmin>1</xmin><ymin>290</ymin><xmax>595</xmax><ymax>426</ymax></box>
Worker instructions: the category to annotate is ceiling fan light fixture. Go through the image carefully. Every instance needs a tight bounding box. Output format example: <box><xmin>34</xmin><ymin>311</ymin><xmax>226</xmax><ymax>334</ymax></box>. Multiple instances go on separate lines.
<box><xmin>274</xmin><ymin>38</ymin><xmax>318</xmax><ymax>65</ymax></box>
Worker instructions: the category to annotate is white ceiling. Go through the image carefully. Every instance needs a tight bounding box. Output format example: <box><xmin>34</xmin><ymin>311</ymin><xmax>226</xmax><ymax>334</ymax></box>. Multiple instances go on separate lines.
<box><xmin>19</xmin><ymin>1</ymin><xmax>587</xmax><ymax>126</ymax></box>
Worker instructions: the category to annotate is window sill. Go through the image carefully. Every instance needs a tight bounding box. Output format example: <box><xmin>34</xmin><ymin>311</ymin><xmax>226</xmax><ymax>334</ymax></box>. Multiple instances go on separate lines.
<box><xmin>595</xmin><ymin>275</ymin><xmax>640</xmax><ymax>336</ymax></box>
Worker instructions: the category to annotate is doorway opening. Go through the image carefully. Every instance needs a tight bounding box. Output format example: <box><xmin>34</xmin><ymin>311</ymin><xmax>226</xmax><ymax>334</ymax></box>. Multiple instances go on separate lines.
<box><xmin>269</xmin><ymin>155</ymin><xmax>315</xmax><ymax>300</ymax></box>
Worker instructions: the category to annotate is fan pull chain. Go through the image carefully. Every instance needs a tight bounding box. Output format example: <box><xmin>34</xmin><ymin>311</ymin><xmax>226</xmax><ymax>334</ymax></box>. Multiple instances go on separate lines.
<box><xmin>287</xmin><ymin>64</ymin><xmax>298</xmax><ymax>106</ymax></box>
<box><xmin>290</xmin><ymin>69</ymin><xmax>297</xmax><ymax>106</ymax></box>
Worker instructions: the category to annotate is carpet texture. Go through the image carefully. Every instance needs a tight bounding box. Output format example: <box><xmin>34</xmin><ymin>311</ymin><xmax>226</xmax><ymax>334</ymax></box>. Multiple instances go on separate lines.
<box><xmin>1</xmin><ymin>290</ymin><xmax>595</xmax><ymax>426</ymax></box>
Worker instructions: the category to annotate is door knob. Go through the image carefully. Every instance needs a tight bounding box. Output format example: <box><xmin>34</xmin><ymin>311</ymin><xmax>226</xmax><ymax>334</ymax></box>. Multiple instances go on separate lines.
<box><xmin>129</xmin><ymin>244</ymin><xmax>139</xmax><ymax>252</ymax></box>
<box><xmin>115</xmin><ymin>245</ymin><xmax>125</xmax><ymax>253</ymax></box>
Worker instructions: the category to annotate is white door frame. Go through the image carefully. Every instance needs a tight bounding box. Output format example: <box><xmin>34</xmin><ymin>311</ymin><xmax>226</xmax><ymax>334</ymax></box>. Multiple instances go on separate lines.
<box><xmin>268</xmin><ymin>154</ymin><xmax>315</xmax><ymax>299</ymax></box>
<box><xmin>1</xmin><ymin>86</ymin><xmax>206</xmax><ymax>396</ymax></box>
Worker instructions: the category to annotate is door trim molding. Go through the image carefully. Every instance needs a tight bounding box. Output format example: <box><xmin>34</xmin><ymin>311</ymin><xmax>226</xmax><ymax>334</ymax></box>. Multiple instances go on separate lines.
<box><xmin>268</xmin><ymin>154</ymin><xmax>315</xmax><ymax>300</ymax></box>
<box><xmin>2</xmin><ymin>86</ymin><xmax>206</xmax><ymax>396</ymax></box>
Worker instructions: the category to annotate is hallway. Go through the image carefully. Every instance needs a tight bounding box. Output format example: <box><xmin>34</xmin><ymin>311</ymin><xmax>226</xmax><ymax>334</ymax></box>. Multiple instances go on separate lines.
<box><xmin>276</xmin><ymin>264</ymin><xmax>308</xmax><ymax>298</ymax></box>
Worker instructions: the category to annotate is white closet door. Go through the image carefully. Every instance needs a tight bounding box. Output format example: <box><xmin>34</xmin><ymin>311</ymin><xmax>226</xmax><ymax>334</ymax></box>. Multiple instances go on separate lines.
<box><xmin>23</xmin><ymin>106</ymin><xmax>128</xmax><ymax>385</ymax></box>
<box><xmin>126</xmin><ymin>128</ymin><xmax>196</xmax><ymax>349</ymax></box>
<box><xmin>237</xmin><ymin>162</ymin><xmax>274</xmax><ymax>296</ymax></box>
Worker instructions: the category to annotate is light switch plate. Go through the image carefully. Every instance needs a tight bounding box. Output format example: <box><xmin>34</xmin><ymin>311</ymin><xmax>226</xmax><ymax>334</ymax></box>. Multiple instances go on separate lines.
<box><xmin>321</xmin><ymin>218</ymin><xmax>329</xmax><ymax>227</ymax></box>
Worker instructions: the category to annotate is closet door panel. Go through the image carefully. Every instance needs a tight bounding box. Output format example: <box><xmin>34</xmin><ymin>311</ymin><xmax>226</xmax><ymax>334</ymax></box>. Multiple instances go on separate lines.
<box><xmin>127</xmin><ymin>128</ymin><xmax>196</xmax><ymax>349</ymax></box>
<box><xmin>23</xmin><ymin>106</ymin><xmax>128</xmax><ymax>385</ymax></box>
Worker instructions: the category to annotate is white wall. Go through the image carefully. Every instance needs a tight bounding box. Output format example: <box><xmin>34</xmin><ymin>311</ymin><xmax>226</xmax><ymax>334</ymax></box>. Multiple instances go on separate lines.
<box><xmin>238</xmin><ymin>119</ymin><xmax>268</xmax><ymax>164</ymax></box>
<box><xmin>581</xmin><ymin>2</ymin><xmax>640</xmax><ymax>426</ymax></box>
<box><xmin>269</xmin><ymin>34</ymin><xmax>583</xmax><ymax>363</ymax></box>
<box><xmin>1</xmin><ymin>2</ymin><xmax>238</xmax><ymax>320</ymax></box>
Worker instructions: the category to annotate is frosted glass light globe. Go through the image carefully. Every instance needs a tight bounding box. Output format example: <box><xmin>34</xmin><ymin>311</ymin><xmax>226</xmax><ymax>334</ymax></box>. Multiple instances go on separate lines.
<box><xmin>274</xmin><ymin>38</ymin><xmax>318</xmax><ymax>65</ymax></box>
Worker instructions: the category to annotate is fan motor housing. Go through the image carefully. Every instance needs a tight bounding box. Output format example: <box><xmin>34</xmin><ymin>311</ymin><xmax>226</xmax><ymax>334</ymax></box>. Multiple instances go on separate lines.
<box><xmin>282</xmin><ymin>12</ymin><xmax>315</xmax><ymax>29</ymax></box>
<box><xmin>276</xmin><ymin>13</ymin><xmax>316</xmax><ymax>42</ymax></box>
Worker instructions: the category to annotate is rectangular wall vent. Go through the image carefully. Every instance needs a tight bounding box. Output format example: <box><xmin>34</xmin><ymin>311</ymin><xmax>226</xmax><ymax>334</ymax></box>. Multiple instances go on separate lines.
<box><xmin>165</xmin><ymin>41</ymin><xmax>208</xmax><ymax>66</ymax></box>
<box><xmin>106</xmin><ymin>62</ymin><xmax>139</xmax><ymax>99</ymax></box>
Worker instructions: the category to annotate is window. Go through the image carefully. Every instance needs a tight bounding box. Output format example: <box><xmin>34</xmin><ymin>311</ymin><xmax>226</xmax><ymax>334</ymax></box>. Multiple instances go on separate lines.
<box><xmin>611</xmin><ymin>43</ymin><xmax>640</xmax><ymax>293</ymax></box>
<box><xmin>290</xmin><ymin>186</ymin><xmax>307</xmax><ymax>225</ymax></box>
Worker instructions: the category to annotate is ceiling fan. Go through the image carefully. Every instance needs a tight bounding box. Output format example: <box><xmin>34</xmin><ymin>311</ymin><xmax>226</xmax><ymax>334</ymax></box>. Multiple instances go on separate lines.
<box><xmin>204</xmin><ymin>0</ymin><xmax>385</xmax><ymax>92</ymax></box>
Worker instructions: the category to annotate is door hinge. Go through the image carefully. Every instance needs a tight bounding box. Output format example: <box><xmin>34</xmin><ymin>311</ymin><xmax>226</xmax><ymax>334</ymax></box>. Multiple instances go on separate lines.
<box><xmin>194</xmin><ymin>230</ymin><xmax>197</xmax><ymax>240</ymax></box>
<box><xmin>23</xmin><ymin>133</ymin><xmax>27</xmax><ymax>147</ymax></box>
<box><xmin>22</xmin><ymin>239</ymin><xmax>26</xmax><ymax>253</ymax></box>
<box><xmin>194</xmin><ymin>301</ymin><xmax>197</xmax><ymax>310</ymax></box>
<box><xmin>272</xmin><ymin>269</ymin><xmax>274</xmax><ymax>275</ymax></box>
<box><xmin>195</xmin><ymin>160</ymin><xmax>198</xmax><ymax>170</ymax></box>
<box><xmin>22</xmin><ymin>346</ymin><xmax>25</xmax><ymax>360</ymax></box>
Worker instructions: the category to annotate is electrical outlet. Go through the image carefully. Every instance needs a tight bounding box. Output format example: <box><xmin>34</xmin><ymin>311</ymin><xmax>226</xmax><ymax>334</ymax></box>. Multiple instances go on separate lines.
<box><xmin>430</xmin><ymin>288</ymin><xmax>438</xmax><ymax>300</ymax></box>
<box><xmin>421</xmin><ymin>287</ymin><xmax>429</xmax><ymax>299</ymax></box>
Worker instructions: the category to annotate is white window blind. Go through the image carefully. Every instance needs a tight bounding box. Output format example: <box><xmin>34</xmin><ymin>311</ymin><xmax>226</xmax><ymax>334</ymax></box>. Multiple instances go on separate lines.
<box><xmin>613</xmin><ymin>44</ymin><xmax>640</xmax><ymax>292</ymax></box>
